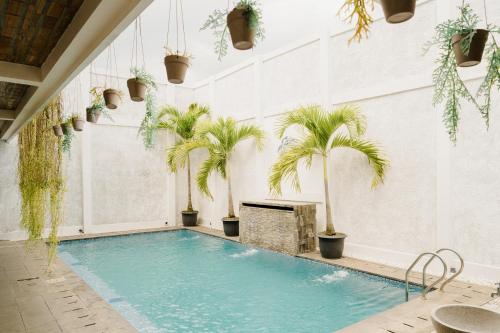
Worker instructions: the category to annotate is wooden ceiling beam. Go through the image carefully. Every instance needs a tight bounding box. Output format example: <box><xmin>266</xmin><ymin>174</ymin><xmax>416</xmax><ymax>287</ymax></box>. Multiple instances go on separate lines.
<box><xmin>0</xmin><ymin>61</ymin><xmax>43</xmax><ymax>86</ymax></box>
<box><xmin>0</xmin><ymin>109</ymin><xmax>16</xmax><ymax>121</ymax></box>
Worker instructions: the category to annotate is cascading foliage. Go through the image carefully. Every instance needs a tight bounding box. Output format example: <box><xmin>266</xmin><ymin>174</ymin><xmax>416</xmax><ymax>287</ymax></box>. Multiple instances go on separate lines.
<box><xmin>18</xmin><ymin>95</ymin><xmax>64</xmax><ymax>262</ymax></box>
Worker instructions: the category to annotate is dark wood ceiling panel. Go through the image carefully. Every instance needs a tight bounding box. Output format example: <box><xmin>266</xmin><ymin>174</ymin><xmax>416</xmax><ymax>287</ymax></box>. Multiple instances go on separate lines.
<box><xmin>0</xmin><ymin>0</ymin><xmax>84</xmax><ymax>67</ymax></box>
<box><xmin>0</xmin><ymin>81</ymin><xmax>29</xmax><ymax>110</ymax></box>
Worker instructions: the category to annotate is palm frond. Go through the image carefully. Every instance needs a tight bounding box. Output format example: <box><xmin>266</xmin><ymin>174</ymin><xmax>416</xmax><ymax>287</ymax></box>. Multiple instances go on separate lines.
<box><xmin>196</xmin><ymin>153</ymin><xmax>221</xmax><ymax>199</ymax></box>
<box><xmin>269</xmin><ymin>135</ymin><xmax>318</xmax><ymax>195</ymax></box>
<box><xmin>330</xmin><ymin>134</ymin><xmax>388</xmax><ymax>187</ymax></box>
<box><xmin>167</xmin><ymin>139</ymin><xmax>210</xmax><ymax>173</ymax></box>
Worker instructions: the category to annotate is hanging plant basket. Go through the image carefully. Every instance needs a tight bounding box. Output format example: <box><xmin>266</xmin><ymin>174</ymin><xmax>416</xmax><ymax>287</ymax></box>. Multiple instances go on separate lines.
<box><xmin>86</xmin><ymin>107</ymin><xmax>101</xmax><ymax>123</ymax></box>
<box><xmin>72</xmin><ymin>116</ymin><xmax>84</xmax><ymax>131</ymax></box>
<box><xmin>127</xmin><ymin>78</ymin><xmax>147</xmax><ymax>102</ymax></box>
<box><xmin>452</xmin><ymin>29</ymin><xmax>489</xmax><ymax>67</ymax></box>
<box><xmin>61</xmin><ymin>122</ymin><xmax>72</xmax><ymax>135</ymax></box>
<box><xmin>164</xmin><ymin>55</ymin><xmax>189</xmax><ymax>84</ymax></box>
<box><xmin>52</xmin><ymin>125</ymin><xmax>63</xmax><ymax>137</ymax></box>
<box><xmin>227</xmin><ymin>8</ymin><xmax>255</xmax><ymax>50</ymax></box>
<box><xmin>380</xmin><ymin>0</ymin><xmax>416</xmax><ymax>24</ymax></box>
<box><xmin>103</xmin><ymin>89</ymin><xmax>122</xmax><ymax>109</ymax></box>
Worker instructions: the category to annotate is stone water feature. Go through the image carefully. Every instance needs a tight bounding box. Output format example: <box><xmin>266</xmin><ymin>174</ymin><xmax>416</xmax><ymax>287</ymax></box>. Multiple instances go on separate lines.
<box><xmin>239</xmin><ymin>200</ymin><xmax>317</xmax><ymax>255</ymax></box>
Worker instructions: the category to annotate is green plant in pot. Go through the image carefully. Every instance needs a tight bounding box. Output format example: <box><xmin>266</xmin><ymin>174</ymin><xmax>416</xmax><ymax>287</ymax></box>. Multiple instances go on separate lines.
<box><xmin>425</xmin><ymin>3</ymin><xmax>499</xmax><ymax>143</ymax></box>
<box><xmin>269</xmin><ymin>105</ymin><xmax>388</xmax><ymax>259</ymax></box>
<box><xmin>200</xmin><ymin>0</ymin><xmax>265</xmax><ymax>60</ymax></box>
<box><xmin>61</xmin><ymin>117</ymin><xmax>74</xmax><ymax>153</ymax></box>
<box><xmin>339</xmin><ymin>0</ymin><xmax>416</xmax><ymax>43</ymax></box>
<box><xmin>71</xmin><ymin>113</ymin><xmax>84</xmax><ymax>132</ymax></box>
<box><xmin>87</xmin><ymin>87</ymin><xmax>112</xmax><ymax>124</ymax></box>
<box><xmin>171</xmin><ymin>117</ymin><xmax>265</xmax><ymax>236</ymax></box>
<box><xmin>128</xmin><ymin>67</ymin><xmax>157</xmax><ymax>102</ymax></box>
<box><xmin>155</xmin><ymin>103</ymin><xmax>210</xmax><ymax>226</ymax></box>
<box><xmin>164</xmin><ymin>49</ymin><xmax>192</xmax><ymax>84</ymax></box>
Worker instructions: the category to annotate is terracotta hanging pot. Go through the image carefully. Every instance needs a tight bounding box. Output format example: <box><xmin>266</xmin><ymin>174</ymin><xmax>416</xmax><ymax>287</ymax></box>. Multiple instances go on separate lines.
<box><xmin>86</xmin><ymin>107</ymin><xmax>101</xmax><ymax>123</ymax></box>
<box><xmin>127</xmin><ymin>78</ymin><xmax>147</xmax><ymax>102</ymax></box>
<box><xmin>380</xmin><ymin>0</ymin><xmax>416</xmax><ymax>23</ymax></box>
<box><xmin>52</xmin><ymin>125</ymin><xmax>63</xmax><ymax>137</ymax></box>
<box><xmin>103</xmin><ymin>89</ymin><xmax>122</xmax><ymax>109</ymax></box>
<box><xmin>227</xmin><ymin>8</ymin><xmax>255</xmax><ymax>50</ymax></box>
<box><xmin>72</xmin><ymin>116</ymin><xmax>84</xmax><ymax>131</ymax></box>
<box><xmin>61</xmin><ymin>123</ymin><xmax>72</xmax><ymax>135</ymax></box>
<box><xmin>164</xmin><ymin>55</ymin><xmax>189</xmax><ymax>84</ymax></box>
<box><xmin>452</xmin><ymin>29</ymin><xmax>489</xmax><ymax>67</ymax></box>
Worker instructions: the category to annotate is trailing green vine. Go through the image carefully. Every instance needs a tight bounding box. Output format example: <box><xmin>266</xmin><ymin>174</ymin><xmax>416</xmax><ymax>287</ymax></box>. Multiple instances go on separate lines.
<box><xmin>200</xmin><ymin>0</ymin><xmax>265</xmax><ymax>60</ymax></box>
<box><xmin>136</xmin><ymin>68</ymin><xmax>158</xmax><ymax>149</ymax></box>
<box><xmin>18</xmin><ymin>95</ymin><xmax>64</xmax><ymax>262</ymax></box>
<box><xmin>425</xmin><ymin>4</ymin><xmax>499</xmax><ymax>143</ymax></box>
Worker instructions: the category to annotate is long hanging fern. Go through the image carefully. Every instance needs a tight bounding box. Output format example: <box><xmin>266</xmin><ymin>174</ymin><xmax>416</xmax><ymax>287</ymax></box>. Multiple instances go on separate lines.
<box><xmin>18</xmin><ymin>96</ymin><xmax>64</xmax><ymax>262</ymax></box>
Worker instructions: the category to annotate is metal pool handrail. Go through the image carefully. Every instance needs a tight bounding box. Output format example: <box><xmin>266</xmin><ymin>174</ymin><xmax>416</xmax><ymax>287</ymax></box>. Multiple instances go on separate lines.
<box><xmin>405</xmin><ymin>252</ymin><xmax>447</xmax><ymax>301</ymax></box>
<box><xmin>422</xmin><ymin>248</ymin><xmax>464</xmax><ymax>292</ymax></box>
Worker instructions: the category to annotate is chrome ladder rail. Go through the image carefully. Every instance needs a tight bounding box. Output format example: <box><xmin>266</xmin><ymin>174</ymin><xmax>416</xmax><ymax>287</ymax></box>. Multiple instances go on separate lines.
<box><xmin>423</xmin><ymin>248</ymin><xmax>464</xmax><ymax>291</ymax></box>
<box><xmin>405</xmin><ymin>252</ymin><xmax>447</xmax><ymax>301</ymax></box>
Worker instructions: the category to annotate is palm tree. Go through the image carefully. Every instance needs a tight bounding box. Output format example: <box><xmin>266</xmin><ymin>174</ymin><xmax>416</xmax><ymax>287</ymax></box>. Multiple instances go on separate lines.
<box><xmin>269</xmin><ymin>105</ymin><xmax>388</xmax><ymax>236</ymax></box>
<box><xmin>157</xmin><ymin>103</ymin><xmax>210</xmax><ymax>214</ymax></box>
<box><xmin>171</xmin><ymin>117</ymin><xmax>265</xmax><ymax>220</ymax></box>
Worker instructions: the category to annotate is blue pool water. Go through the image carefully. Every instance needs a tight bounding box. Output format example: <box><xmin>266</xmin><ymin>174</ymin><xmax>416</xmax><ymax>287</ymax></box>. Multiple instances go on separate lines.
<box><xmin>58</xmin><ymin>230</ymin><xmax>420</xmax><ymax>333</ymax></box>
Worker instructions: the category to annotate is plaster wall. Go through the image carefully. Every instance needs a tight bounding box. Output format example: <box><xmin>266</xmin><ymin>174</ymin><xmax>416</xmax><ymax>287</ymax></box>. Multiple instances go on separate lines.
<box><xmin>181</xmin><ymin>0</ymin><xmax>500</xmax><ymax>284</ymax></box>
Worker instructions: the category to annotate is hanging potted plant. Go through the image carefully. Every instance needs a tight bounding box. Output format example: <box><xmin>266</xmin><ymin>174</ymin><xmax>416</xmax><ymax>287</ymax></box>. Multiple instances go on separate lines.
<box><xmin>269</xmin><ymin>105</ymin><xmax>388</xmax><ymax>259</ymax></box>
<box><xmin>86</xmin><ymin>87</ymin><xmax>104</xmax><ymax>123</ymax></box>
<box><xmin>153</xmin><ymin>104</ymin><xmax>210</xmax><ymax>226</ymax></box>
<box><xmin>103</xmin><ymin>43</ymin><xmax>123</xmax><ymax>109</ymax></box>
<box><xmin>425</xmin><ymin>3</ymin><xmax>499</xmax><ymax>143</ymax></box>
<box><xmin>52</xmin><ymin>124</ymin><xmax>63</xmax><ymax>137</ymax></box>
<box><xmin>163</xmin><ymin>1</ymin><xmax>192</xmax><ymax>84</ymax></box>
<box><xmin>170</xmin><ymin>117</ymin><xmax>264</xmax><ymax>236</ymax></box>
<box><xmin>200</xmin><ymin>0</ymin><xmax>265</xmax><ymax>60</ymax></box>
<box><xmin>103</xmin><ymin>88</ymin><xmax>122</xmax><ymax>110</ymax></box>
<box><xmin>61</xmin><ymin>117</ymin><xmax>75</xmax><ymax>153</ymax></box>
<box><xmin>164</xmin><ymin>49</ymin><xmax>191</xmax><ymax>84</ymax></box>
<box><xmin>71</xmin><ymin>113</ymin><xmax>84</xmax><ymax>131</ymax></box>
<box><xmin>127</xmin><ymin>67</ymin><xmax>156</xmax><ymax>102</ymax></box>
<box><xmin>339</xmin><ymin>0</ymin><xmax>416</xmax><ymax>42</ymax></box>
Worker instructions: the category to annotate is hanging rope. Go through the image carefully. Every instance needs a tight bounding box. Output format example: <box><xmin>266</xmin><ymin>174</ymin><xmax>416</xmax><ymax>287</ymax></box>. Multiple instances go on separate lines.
<box><xmin>165</xmin><ymin>0</ymin><xmax>187</xmax><ymax>55</ymax></box>
<box><xmin>130</xmin><ymin>16</ymin><xmax>146</xmax><ymax>72</ymax></box>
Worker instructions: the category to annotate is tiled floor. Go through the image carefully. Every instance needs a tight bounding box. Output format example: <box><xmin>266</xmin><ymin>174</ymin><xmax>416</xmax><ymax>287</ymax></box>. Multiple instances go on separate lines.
<box><xmin>1</xmin><ymin>226</ymin><xmax>498</xmax><ymax>333</ymax></box>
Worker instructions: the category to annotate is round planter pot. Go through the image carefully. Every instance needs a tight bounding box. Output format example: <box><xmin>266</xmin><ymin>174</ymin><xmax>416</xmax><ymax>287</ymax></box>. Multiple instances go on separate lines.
<box><xmin>164</xmin><ymin>55</ymin><xmax>189</xmax><ymax>84</ymax></box>
<box><xmin>222</xmin><ymin>217</ymin><xmax>239</xmax><ymax>237</ymax></box>
<box><xmin>227</xmin><ymin>8</ymin><xmax>255</xmax><ymax>50</ymax></box>
<box><xmin>181</xmin><ymin>210</ymin><xmax>198</xmax><ymax>227</ymax></box>
<box><xmin>452</xmin><ymin>29</ymin><xmax>489</xmax><ymax>67</ymax></box>
<box><xmin>60</xmin><ymin>123</ymin><xmax>72</xmax><ymax>135</ymax></box>
<box><xmin>52</xmin><ymin>125</ymin><xmax>63</xmax><ymax>137</ymax></box>
<box><xmin>103</xmin><ymin>89</ymin><xmax>122</xmax><ymax>109</ymax></box>
<box><xmin>380</xmin><ymin>0</ymin><xmax>416</xmax><ymax>24</ymax></box>
<box><xmin>318</xmin><ymin>232</ymin><xmax>347</xmax><ymax>259</ymax></box>
<box><xmin>86</xmin><ymin>108</ymin><xmax>101</xmax><ymax>123</ymax></box>
<box><xmin>72</xmin><ymin>118</ymin><xmax>84</xmax><ymax>131</ymax></box>
<box><xmin>127</xmin><ymin>78</ymin><xmax>147</xmax><ymax>102</ymax></box>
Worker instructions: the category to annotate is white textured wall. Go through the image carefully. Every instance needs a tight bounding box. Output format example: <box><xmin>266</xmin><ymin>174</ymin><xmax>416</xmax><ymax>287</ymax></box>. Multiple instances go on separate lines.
<box><xmin>0</xmin><ymin>68</ymin><xmax>173</xmax><ymax>238</ymax></box>
<box><xmin>181</xmin><ymin>0</ymin><xmax>500</xmax><ymax>284</ymax></box>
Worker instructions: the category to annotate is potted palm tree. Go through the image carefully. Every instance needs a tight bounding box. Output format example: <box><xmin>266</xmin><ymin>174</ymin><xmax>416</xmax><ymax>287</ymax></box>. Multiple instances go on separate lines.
<box><xmin>269</xmin><ymin>105</ymin><xmax>388</xmax><ymax>259</ymax></box>
<box><xmin>171</xmin><ymin>117</ymin><xmax>265</xmax><ymax>236</ymax></box>
<box><xmin>156</xmin><ymin>103</ymin><xmax>210</xmax><ymax>226</ymax></box>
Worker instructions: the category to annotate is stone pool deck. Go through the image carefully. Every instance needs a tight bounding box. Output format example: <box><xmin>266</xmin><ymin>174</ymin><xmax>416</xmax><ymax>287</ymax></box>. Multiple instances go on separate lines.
<box><xmin>0</xmin><ymin>225</ymin><xmax>498</xmax><ymax>333</ymax></box>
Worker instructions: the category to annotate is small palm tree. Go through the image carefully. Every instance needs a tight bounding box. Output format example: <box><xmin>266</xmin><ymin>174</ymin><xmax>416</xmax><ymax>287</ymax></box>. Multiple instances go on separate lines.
<box><xmin>157</xmin><ymin>103</ymin><xmax>210</xmax><ymax>213</ymax></box>
<box><xmin>172</xmin><ymin>117</ymin><xmax>265</xmax><ymax>219</ymax></box>
<box><xmin>269</xmin><ymin>105</ymin><xmax>388</xmax><ymax>236</ymax></box>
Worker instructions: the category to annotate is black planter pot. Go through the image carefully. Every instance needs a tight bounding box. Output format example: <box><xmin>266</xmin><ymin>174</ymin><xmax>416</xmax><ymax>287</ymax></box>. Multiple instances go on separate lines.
<box><xmin>318</xmin><ymin>232</ymin><xmax>347</xmax><ymax>259</ymax></box>
<box><xmin>181</xmin><ymin>210</ymin><xmax>198</xmax><ymax>227</ymax></box>
<box><xmin>222</xmin><ymin>217</ymin><xmax>239</xmax><ymax>237</ymax></box>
